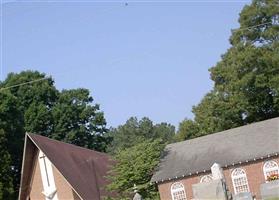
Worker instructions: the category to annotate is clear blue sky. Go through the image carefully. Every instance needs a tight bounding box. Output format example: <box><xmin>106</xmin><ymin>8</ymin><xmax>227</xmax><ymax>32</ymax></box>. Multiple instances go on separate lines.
<box><xmin>2</xmin><ymin>0</ymin><xmax>249</xmax><ymax>128</ymax></box>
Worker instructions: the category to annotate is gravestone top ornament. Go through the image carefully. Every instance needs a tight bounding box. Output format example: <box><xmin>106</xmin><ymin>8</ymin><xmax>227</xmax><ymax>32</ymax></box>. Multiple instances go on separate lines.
<box><xmin>211</xmin><ymin>163</ymin><xmax>225</xmax><ymax>180</ymax></box>
<box><xmin>133</xmin><ymin>193</ymin><xmax>143</xmax><ymax>200</ymax></box>
<box><xmin>133</xmin><ymin>184</ymin><xmax>143</xmax><ymax>200</ymax></box>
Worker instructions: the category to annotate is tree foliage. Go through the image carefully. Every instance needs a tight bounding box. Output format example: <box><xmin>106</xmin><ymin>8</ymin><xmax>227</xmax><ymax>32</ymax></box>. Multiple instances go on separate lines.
<box><xmin>107</xmin><ymin>139</ymin><xmax>164</xmax><ymax>200</ymax></box>
<box><xmin>106</xmin><ymin>117</ymin><xmax>175</xmax><ymax>198</ymax></box>
<box><xmin>0</xmin><ymin>70</ymin><xmax>109</xmax><ymax>198</ymax></box>
<box><xmin>175</xmin><ymin>119</ymin><xmax>200</xmax><ymax>141</ymax></box>
<box><xmin>177</xmin><ymin>0</ymin><xmax>279</xmax><ymax>140</ymax></box>
<box><xmin>51</xmin><ymin>89</ymin><xmax>108</xmax><ymax>151</ymax></box>
<box><xmin>107</xmin><ymin>117</ymin><xmax>175</xmax><ymax>154</ymax></box>
<box><xmin>0</xmin><ymin>129</ymin><xmax>14</xmax><ymax>200</ymax></box>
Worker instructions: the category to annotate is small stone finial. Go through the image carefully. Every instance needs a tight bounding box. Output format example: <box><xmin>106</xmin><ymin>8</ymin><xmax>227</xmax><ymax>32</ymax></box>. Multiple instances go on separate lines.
<box><xmin>211</xmin><ymin>163</ymin><xmax>224</xmax><ymax>180</ymax></box>
<box><xmin>133</xmin><ymin>192</ymin><xmax>143</xmax><ymax>200</ymax></box>
<box><xmin>133</xmin><ymin>184</ymin><xmax>138</xmax><ymax>193</ymax></box>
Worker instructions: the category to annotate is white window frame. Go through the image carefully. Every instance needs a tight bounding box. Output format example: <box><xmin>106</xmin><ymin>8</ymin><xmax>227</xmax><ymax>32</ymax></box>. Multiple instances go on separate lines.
<box><xmin>231</xmin><ymin>168</ymin><xmax>250</xmax><ymax>194</ymax></box>
<box><xmin>171</xmin><ymin>182</ymin><xmax>187</xmax><ymax>200</ymax></box>
<box><xmin>263</xmin><ymin>160</ymin><xmax>279</xmax><ymax>182</ymax></box>
<box><xmin>200</xmin><ymin>174</ymin><xmax>213</xmax><ymax>183</ymax></box>
<box><xmin>38</xmin><ymin>151</ymin><xmax>58</xmax><ymax>200</ymax></box>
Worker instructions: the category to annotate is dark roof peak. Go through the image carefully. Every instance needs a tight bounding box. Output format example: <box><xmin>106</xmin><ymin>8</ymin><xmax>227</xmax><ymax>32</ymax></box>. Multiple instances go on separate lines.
<box><xmin>27</xmin><ymin>132</ymin><xmax>108</xmax><ymax>157</ymax></box>
<box><xmin>20</xmin><ymin>133</ymin><xmax>115</xmax><ymax>200</ymax></box>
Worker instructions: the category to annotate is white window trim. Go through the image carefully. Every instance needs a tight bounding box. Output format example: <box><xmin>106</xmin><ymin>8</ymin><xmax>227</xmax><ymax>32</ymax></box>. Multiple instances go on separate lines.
<box><xmin>231</xmin><ymin>168</ymin><xmax>250</xmax><ymax>194</ymax></box>
<box><xmin>38</xmin><ymin>151</ymin><xmax>58</xmax><ymax>200</ymax></box>
<box><xmin>171</xmin><ymin>182</ymin><xmax>187</xmax><ymax>200</ymax></box>
<box><xmin>263</xmin><ymin>160</ymin><xmax>279</xmax><ymax>182</ymax></box>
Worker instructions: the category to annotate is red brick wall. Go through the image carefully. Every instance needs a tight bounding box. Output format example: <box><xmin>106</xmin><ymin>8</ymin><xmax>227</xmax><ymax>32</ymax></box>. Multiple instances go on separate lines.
<box><xmin>158</xmin><ymin>175</ymin><xmax>199</xmax><ymax>200</ymax></box>
<box><xmin>158</xmin><ymin>156</ymin><xmax>279</xmax><ymax>200</ymax></box>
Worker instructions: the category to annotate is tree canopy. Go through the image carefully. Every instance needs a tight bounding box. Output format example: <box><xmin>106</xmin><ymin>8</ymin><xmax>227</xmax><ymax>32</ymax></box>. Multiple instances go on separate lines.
<box><xmin>107</xmin><ymin>139</ymin><xmax>164</xmax><ymax>200</ymax></box>
<box><xmin>106</xmin><ymin>117</ymin><xmax>175</xmax><ymax>198</ymax></box>
<box><xmin>107</xmin><ymin>117</ymin><xmax>175</xmax><ymax>154</ymax></box>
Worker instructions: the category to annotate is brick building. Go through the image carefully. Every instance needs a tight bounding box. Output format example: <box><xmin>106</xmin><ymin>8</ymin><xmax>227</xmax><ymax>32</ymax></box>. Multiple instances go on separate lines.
<box><xmin>18</xmin><ymin>133</ymin><xmax>114</xmax><ymax>200</ymax></box>
<box><xmin>152</xmin><ymin>117</ymin><xmax>279</xmax><ymax>200</ymax></box>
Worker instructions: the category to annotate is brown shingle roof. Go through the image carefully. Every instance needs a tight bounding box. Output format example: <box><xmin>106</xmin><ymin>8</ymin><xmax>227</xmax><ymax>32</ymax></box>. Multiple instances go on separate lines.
<box><xmin>20</xmin><ymin>133</ymin><xmax>114</xmax><ymax>200</ymax></box>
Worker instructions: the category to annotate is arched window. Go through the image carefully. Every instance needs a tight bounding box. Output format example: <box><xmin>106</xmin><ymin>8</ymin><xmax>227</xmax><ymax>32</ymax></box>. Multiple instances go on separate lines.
<box><xmin>171</xmin><ymin>182</ymin><xmax>187</xmax><ymax>200</ymax></box>
<box><xmin>200</xmin><ymin>175</ymin><xmax>213</xmax><ymax>183</ymax></box>
<box><xmin>263</xmin><ymin>160</ymin><xmax>279</xmax><ymax>182</ymax></box>
<box><xmin>231</xmin><ymin>168</ymin><xmax>249</xmax><ymax>194</ymax></box>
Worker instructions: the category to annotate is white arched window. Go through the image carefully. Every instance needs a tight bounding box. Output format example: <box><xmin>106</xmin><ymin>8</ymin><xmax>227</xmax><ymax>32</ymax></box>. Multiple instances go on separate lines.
<box><xmin>263</xmin><ymin>160</ymin><xmax>279</xmax><ymax>182</ymax></box>
<box><xmin>171</xmin><ymin>182</ymin><xmax>187</xmax><ymax>200</ymax></box>
<box><xmin>200</xmin><ymin>175</ymin><xmax>213</xmax><ymax>183</ymax></box>
<box><xmin>231</xmin><ymin>168</ymin><xmax>249</xmax><ymax>194</ymax></box>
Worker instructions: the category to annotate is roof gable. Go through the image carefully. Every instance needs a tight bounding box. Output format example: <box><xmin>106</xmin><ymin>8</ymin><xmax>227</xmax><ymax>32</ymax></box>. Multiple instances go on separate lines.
<box><xmin>19</xmin><ymin>133</ymin><xmax>114</xmax><ymax>200</ymax></box>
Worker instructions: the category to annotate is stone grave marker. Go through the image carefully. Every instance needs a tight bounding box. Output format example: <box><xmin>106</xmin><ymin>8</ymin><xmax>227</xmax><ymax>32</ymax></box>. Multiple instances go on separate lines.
<box><xmin>233</xmin><ymin>192</ymin><xmax>253</xmax><ymax>200</ymax></box>
<box><xmin>192</xmin><ymin>179</ymin><xmax>228</xmax><ymax>200</ymax></box>
<box><xmin>260</xmin><ymin>180</ymin><xmax>279</xmax><ymax>200</ymax></box>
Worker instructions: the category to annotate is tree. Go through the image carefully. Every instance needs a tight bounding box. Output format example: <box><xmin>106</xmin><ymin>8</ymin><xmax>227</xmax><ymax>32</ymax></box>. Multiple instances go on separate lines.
<box><xmin>106</xmin><ymin>117</ymin><xmax>175</xmax><ymax>198</ymax></box>
<box><xmin>0</xmin><ymin>129</ymin><xmax>14</xmax><ymax>200</ymax></box>
<box><xmin>0</xmin><ymin>90</ymin><xmax>23</xmax><ymax>199</ymax></box>
<box><xmin>0</xmin><ymin>70</ymin><xmax>109</xmax><ymax>198</ymax></box>
<box><xmin>51</xmin><ymin>89</ymin><xmax>109</xmax><ymax>151</ymax></box>
<box><xmin>107</xmin><ymin>139</ymin><xmax>164</xmax><ymax>200</ymax></box>
<box><xmin>153</xmin><ymin>122</ymin><xmax>176</xmax><ymax>143</ymax></box>
<box><xmin>107</xmin><ymin>117</ymin><xmax>175</xmax><ymax>154</ymax></box>
<box><xmin>1</xmin><ymin>71</ymin><xmax>58</xmax><ymax>137</ymax></box>
<box><xmin>177</xmin><ymin>0</ymin><xmax>279</xmax><ymax>139</ymax></box>
<box><xmin>175</xmin><ymin>119</ymin><xmax>200</xmax><ymax>141</ymax></box>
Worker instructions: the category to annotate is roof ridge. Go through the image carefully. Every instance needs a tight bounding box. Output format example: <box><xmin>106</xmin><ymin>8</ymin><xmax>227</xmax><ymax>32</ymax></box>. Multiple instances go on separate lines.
<box><xmin>168</xmin><ymin>117</ymin><xmax>279</xmax><ymax>147</ymax></box>
<box><xmin>25</xmin><ymin>132</ymin><xmax>114</xmax><ymax>199</ymax></box>
<box><xmin>26</xmin><ymin>132</ymin><xmax>109</xmax><ymax>157</ymax></box>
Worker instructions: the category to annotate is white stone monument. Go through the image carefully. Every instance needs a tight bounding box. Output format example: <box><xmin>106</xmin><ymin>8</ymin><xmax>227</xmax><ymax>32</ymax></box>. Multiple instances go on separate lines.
<box><xmin>211</xmin><ymin>162</ymin><xmax>225</xmax><ymax>180</ymax></box>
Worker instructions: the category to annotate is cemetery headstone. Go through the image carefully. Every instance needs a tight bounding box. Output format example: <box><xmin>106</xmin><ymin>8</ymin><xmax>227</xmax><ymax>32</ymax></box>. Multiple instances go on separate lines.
<box><xmin>260</xmin><ymin>180</ymin><xmax>279</xmax><ymax>200</ymax></box>
<box><xmin>192</xmin><ymin>179</ymin><xmax>228</xmax><ymax>200</ymax></box>
<box><xmin>233</xmin><ymin>192</ymin><xmax>253</xmax><ymax>200</ymax></box>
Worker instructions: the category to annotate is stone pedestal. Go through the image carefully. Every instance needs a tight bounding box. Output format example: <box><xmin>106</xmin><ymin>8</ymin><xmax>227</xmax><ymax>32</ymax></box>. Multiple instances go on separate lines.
<box><xmin>233</xmin><ymin>192</ymin><xmax>253</xmax><ymax>200</ymax></box>
<box><xmin>260</xmin><ymin>180</ymin><xmax>279</xmax><ymax>200</ymax></box>
<box><xmin>192</xmin><ymin>179</ymin><xmax>227</xmax><ymax>200</ymax></box>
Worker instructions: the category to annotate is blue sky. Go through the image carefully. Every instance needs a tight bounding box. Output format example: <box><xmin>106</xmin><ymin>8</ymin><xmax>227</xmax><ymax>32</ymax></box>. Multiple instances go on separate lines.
<box><xmin>2</xmin><ymin>0</ymin><xmax>249</xmax><ymax>128</ymax></box>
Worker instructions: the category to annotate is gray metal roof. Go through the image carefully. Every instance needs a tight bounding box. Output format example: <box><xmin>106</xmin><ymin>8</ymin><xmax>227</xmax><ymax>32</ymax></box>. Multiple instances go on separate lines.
<box><xmin>151</xmin><ymin>117</ymin><xmax>279</xmax><ymax>183</ymax></box>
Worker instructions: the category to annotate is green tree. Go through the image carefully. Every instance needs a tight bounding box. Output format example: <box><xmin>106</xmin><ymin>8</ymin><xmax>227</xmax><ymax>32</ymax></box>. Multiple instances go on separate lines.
<box><xmin>107</xmin><ymin>139</ymin><xmax>163</xmax><ymax>200</ymax></box>
<box><xmin>51</xmin><ymin>89</ymin><xmax>109</xmax><ymax>151</ymax></box>
<box><xmin>0</xmin><ymin>129</ymin><xmax>14</xmax><ymax>200</ymax></box>
<box><xmin>1</xmin><ymin>71</ymin><xmax>58</xmax><ymax>137</ymax></box>
<box><xmin>177</xmin><ymin>0</ymin><xmax>279</xmax><ymax>139</ymax></box>
<box><xmin>175</xmin><ymin>119</ymin><xmax>200</xmax><ymax>141</ymax></box>
<box><xmin>0</xmin><ymin>91</ymin><xmax>23</xmax><ymax>199</ymax></box>
<box><xmin>153</xmin><ymin>122</ymin><xmax>176</xmax><ymax>143</ymax></box>
<box><xmin>107</xmin><ymin>117</ymin><xmax>175</xmax><ymax>154</ymax></box>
